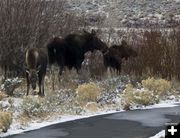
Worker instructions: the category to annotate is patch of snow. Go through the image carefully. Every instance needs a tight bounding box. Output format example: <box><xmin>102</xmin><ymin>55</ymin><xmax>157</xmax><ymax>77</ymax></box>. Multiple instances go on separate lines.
<box><xmin>144</xmin><ymin>101</ymin><xmax>180</xmax><ymax>109</ymax></box>
<box><xmin>149</xmin><ymin>130</ymin><xmax>165</xmax><ymax>138</ymax></box>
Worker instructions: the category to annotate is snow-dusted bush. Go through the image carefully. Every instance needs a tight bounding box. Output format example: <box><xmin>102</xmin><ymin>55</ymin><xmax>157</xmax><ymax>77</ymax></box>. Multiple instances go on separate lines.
<box><xmin>97</xmin><ymin>76</ymin><xmax>128</xmax><ymax>105</ymax></box>
<box><xmin>20</xmin><ymin>89</ymin><xmax>85</xmax><ymax>116</ymax></box>
<box><xmin>21</xmin><ymin>96</ymin><xmax>46</xmax><ymax>117</ymax></box>
<box><xmin>122</xmin><ymin>84</ymin><xmax>155</xmax><ymax>110</ymax></box>
<box><xmin>0</xmin><ymin>111</ymin><xmax>12</xmax><ymax>133</ymax></box>
<box><xmin>76</xmin><ymin>82</ymin><xmax>101</xmax><ymax>105</ymax></box>
<box><xmin>43</xmin><ymin>89</ymin><xmax>83</xmax><ymax>114</ymax></box>
<box><xmin>1</xmin><ymin>78</ymin><xmax>22</xmax><ymax>96</ymax></box>
<box><xmin>142</xmin><ymin>77</ymin><xmax>171</xmax><ymax>96</ymax></box>
<box><xmin>122</xmin><ymin>78</ymin><xmax>172</xmax><ymax>109</ymax></box>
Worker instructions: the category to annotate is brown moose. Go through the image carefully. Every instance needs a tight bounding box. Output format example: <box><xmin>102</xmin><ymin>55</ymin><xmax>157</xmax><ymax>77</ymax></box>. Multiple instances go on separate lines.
<box><xmin>25</xmin><ymin>47</ymin><xmax>48</xmax><ymax>96</ymax></box>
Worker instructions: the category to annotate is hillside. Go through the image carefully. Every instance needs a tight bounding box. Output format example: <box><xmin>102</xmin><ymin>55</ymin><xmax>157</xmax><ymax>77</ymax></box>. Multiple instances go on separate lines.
<box><xmin>65</xmin><ymin>0</ymin><xmax>180</xmax><ymax>28</ymax></box>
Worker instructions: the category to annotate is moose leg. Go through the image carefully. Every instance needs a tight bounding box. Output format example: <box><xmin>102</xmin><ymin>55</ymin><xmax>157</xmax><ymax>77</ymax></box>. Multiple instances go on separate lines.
<box><xmin>58</xmin><ymin>56</ymin><xmax>64</xmax><ymax>76</ymax></box>
<box><xmin>58</xmin><ymin>66</ymin><xmax>63</xmax><ymax>82</ymax></box>
<box><xmin>58</xmin><ymin>57</ymin><xmax>64</xmax><ymax>81</ymax></box>
<box><xmin>26</xmin><ymin>73</ymin><xmax>30</xmax><ymax>96</ymax></box>
<box><xmin>59</xmin><ymin>66</ymin><xmax>63</xmax><ymax>75</ymax></box>
<box><xmin>38</xmin><ymin>76</ymin><xmax>42</xmax><ymax>97</ymax></box>
<box><xmin>76</xmin><ymin>60</ymin><xmax>82</xmax><ymax>74</ymax></box>
<box><xmin>41</xmin><ymin>76</ymin><xmax>45</xmax><ymax>97</ymax></box>
<box><xmin>38</xmin><ymin>75</ymin><xmax>45</xmax><ymax>97</ymax></box>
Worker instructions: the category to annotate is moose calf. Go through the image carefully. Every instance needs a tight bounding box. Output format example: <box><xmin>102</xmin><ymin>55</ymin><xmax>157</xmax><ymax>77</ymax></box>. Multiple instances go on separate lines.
<box><xmin>25</xmin><ymin>47</ymin><xmax>48</xmax><ymax>97</ymax></box>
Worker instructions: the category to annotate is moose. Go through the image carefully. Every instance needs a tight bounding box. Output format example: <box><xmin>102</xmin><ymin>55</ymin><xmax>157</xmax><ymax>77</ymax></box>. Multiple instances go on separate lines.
<box><xmin>47</xmin><ymin>29</ymin><xmax>137</xmax><ymax>77</ymax></box>
<box><xmin>25</xmin><ymin>47</ymin><xmax>48</xmax><ymax>97</ymax></box>
<box><xmin>81</xmin><ymin>40</ymin><xmax>137</xmax><ymax>77</ymax></box>
<box><xmin>104</xmin><ymin>40</ymin><xmax>137</xmax><ymax>73</ymax></box>
<box><xmin>47</xmin><ymin>29</ymin><xmax>108</xmax><ymax>75</ymax></box>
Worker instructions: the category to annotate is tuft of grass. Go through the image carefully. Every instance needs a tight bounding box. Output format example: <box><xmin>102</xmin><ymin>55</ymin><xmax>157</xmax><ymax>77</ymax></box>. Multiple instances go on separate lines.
<box><xmin>142</xmin><ymin>77</ymin><xmax>171</xmax><ymax>96</ymax></box>
<box><xmin>0</xmin><ymin>111</ymin><xmax>12</xmax><ymax>133</ymax></box>
<box><xmin>122</xmin><ymin>85</ymin><xmax>156</xmax><ymax>110</ymax></box>
<box><xmin>122</xmin><ymin>77</ymin><xmax>172</xmax><ymax>109</ymax></box>
<box><xmin>76</xmin><ymin>82</ymin><xmax>102</xmax><ymax>105</ymax></box>
<box><xmin>85</xmin><ymin>102</ymin><xmax>99</xmax><ymax>112</ymax></box>
<box><xmin>0</xmin><ymin>92</ymin><xmax>8</xmax><ymax>101</ymax></box>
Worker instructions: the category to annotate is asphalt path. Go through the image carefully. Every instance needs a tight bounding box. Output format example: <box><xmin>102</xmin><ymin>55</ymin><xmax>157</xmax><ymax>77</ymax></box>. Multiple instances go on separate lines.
<box><xmin>6</xmin><ymin>104</ymin><xmax>180</xmax><ymax>138</ymax></box>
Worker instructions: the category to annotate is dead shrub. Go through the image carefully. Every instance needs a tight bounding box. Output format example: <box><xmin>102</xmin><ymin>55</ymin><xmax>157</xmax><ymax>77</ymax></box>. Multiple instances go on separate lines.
<box><xmin>0</xmin><ymin>92</ymin><xmax>8</xmax><ymax>101</ymax></box>
<box><xmin>76</xmin><ymin>82</ymin><xmax>101</xmax><ymax>105</ymax></box>
<box><xmin>0</xmin><ymin>111</ymin><xmax>12</xmax><ymax>133</ymax></box>
<box><xmin>122</xmin><ymin>77</ymin><xmax>172</xmax><ymax>109</ymax></box>
<box><xmin>85</xmin><ymin>102</ymin><xmax>99</xmax><ymax>112</ymax></box>
<box><xmin>142</xmin><ymin>77</ymin><xmax>171</xmax><ymax>96</ymax></box>
<box><xmin>122</xmin><ymin>84</ymin><xmax>155</xmax><ymax>109</ymax></box>
<box><xmin>122</xmin><ymin>28</ymin><xmax>180</xmax><ymax>80</ymax></box>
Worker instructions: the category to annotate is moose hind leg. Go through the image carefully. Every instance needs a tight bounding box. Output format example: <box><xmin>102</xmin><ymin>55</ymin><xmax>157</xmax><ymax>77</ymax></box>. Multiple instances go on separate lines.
<box><xmin>38</xmin><ymin>76</ymin><xmax>42</xmax><ymax>96</ymax></box>
<box><xmin>26</xmin><ymin>73</ymin><xmax>30</xmax><ymax>96</ymax></box>
<box><xmin>42</xmin><ymin>76</ymin><xmax>45</xmax><ymax>96</ymax></box>
<box><xmin>38</xmin><ymin>75</ymin><xmax>45</xmax><ymax>97</ymax></box>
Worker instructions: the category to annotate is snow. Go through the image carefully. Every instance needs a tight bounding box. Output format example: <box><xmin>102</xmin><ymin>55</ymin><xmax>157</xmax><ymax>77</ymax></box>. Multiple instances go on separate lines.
<box><xmin>149</xmin><ymin>130</ymin><xmax>165</xmax><ymax>138</ymax></box>
<box><xmin>141</xmin><ymin>101</ymin><xmax>180</xmax><ymax>109</ymax></box>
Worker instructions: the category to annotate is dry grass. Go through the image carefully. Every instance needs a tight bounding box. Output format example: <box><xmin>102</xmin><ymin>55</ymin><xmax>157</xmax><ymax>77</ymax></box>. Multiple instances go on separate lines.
<box><xmin>0</xmin><ymin>92</ymin><xmax>8</xmax><ymax>101</ymax></box>
<box><xmin>45</xmin><ymin>68</ymin><xmax>79</xmax><ymax>91</ymax></box>
<box><xmin>122</xmin><ymin>84</ymin><xmax>156</xmax><ymax>109</ymax></box>
<box><xmin>122</xmin><ymin>28</ymin><xmax>180</xmax><ymax>80</ymax></box>
<box><xmin>122</xmin><ymin>77</ymin><xmax>172</xmax><ymax>109</ymax></box>
<box><xmin>142</xmin><ymin>77</ymin><xmax>171</xmax><ymax>96</ymax></box>
<box><xmin>85</xmin><ymin>102</ymin><xmax>99</xmax><ymax>112</ymax></box>
<box><xmin>0</xmin><ymin>111</ymin><xmax>12</xmax><ymax>133</ymax></box>
<box><xmin>76</xmin><ymin>82</ymin><xmax>102</xmax><ymax>106</ymax></box>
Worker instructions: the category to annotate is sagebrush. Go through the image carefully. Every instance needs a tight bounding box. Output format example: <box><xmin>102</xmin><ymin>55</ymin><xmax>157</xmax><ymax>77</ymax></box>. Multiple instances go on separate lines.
<box><xmin>76</xmin><ymin>82</ymin><xmax>102</xmax><ymax>105</ymax></box>
<box><xmin>0</xmin><ymin>111</ymin><xmax>12</xmax><ymax>133</ymax></box>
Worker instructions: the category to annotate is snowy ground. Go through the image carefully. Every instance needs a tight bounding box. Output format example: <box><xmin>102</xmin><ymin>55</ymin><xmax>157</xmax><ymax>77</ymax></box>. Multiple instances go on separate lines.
<box><xmin>1</xmin><ymin>100</ymin><xmax>180</xmax><ymax>138</ymax></box>
<box><xmin>65</xmin><ymin>0</ymin><xmax>180</xmax><ymax>28</ymax></box>
<box><xmin>150</xmin><ymin>130</ymin><xmax>165</xmax><ymax>138</ymax></box>
<box><xmin>0</xmin><ymin>76</ymin><xmax>180</xmax><ymax>138</ymax></box>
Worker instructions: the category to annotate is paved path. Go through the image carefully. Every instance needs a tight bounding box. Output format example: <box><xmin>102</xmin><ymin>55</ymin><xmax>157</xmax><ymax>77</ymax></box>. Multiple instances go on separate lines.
<box><xmin>6</xmin><ymin>104</ymin><xmax>180</xmax><ymax>138</ymax></box>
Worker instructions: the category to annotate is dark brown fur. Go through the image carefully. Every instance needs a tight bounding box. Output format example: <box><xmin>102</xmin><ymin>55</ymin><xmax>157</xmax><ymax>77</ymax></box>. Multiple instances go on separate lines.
<box><xmin>104</xmin><ymin>40</ymin><xmax>137</xmax><ymax>73</ymax></box>
<box><xmin>47</xmin><ymin>30</ymin><xmax>108</xmax><ymax>75</ymax></box>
